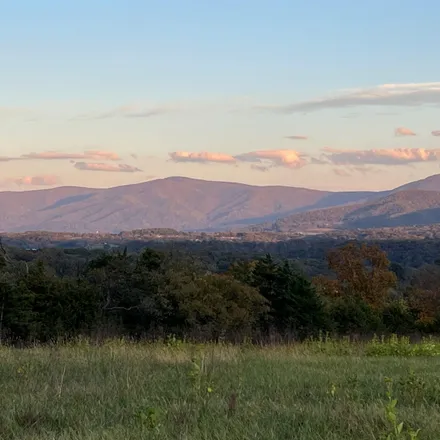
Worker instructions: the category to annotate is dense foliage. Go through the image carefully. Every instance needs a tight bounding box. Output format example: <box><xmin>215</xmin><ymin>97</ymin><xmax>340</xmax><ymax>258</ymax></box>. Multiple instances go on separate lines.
<box><xmin>1</xmin><ymin>239</ymin><xmax>440</xmax><ymax>343</ymax></box>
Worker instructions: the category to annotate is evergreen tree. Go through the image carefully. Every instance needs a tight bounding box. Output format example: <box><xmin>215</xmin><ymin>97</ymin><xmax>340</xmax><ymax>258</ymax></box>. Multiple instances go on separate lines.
<box><xmin>250</xmin><ymin>255</ymin><xmax>328</xmax><ymax>338</ymax></box>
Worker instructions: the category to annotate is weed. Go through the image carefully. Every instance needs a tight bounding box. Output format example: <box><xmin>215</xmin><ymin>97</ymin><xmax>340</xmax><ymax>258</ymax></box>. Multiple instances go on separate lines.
<box><xmin>227</xmin><ymin>392</ymin><xmax>237</xmax><ymax>417</ymax></box>
<box><xmin>304</xmin><ymin>332</ymin><xmax>356</xmax><ymax>355</ymax></box>
<box><xmin>381</xmin><ymin>377</ymin><xmax>421</xmax><ymax>439</ymax></box>
<box><xmin>327</xmin><ymin>382</ymin><xmax>337</xmax><ymax>398</ymax></box>
<box><xmin>188</xmin><ymin>355</ymin><xmax>203</xmax><ymax>392</ymax></box>
<box><xmin>367</xmin><ymin>334</ymin><xmax>440</xmax><ymax>357</ymax></box>
<box><xmin>344</xmin><ymin>373</ymin><xmax>361</xmax><ymax>400</ymax></box>
<box><xmin>135</xmin><ymin>406</ymin><xmax>161</xmax><ymax>430</ymax></box>
<box><xmin>398</xmin><ymin>370</ymin><xmax>427</xmax><ymax>405</ymax></box>
<box><xmin>165</xmin><ymin>334</ymin><xmax>183</xmax><ymax>349</ymax></box>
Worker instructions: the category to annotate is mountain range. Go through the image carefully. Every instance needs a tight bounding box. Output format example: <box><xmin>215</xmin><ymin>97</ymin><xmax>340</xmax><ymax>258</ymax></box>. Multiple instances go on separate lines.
<box><xmin>0</xmin><ymin>174</ymin><xmax>439</xmax><ymax>233</ymax></box>
<box><xmin>250</xmin><ymin>175</ymin><xmax>440</xmax><ymax>233</ymax></box>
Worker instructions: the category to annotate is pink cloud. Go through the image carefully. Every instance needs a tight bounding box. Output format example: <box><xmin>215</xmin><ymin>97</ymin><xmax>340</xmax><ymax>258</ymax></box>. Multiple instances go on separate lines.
<box><xmin>22</xmin><ymin>150</ymin><xmax>120</xmax><ymax>161</ymax></box>
<box><xmin>169</xmin><ymin>149</ymin><xmax>308</xmax><ymax>169</ymax></box>
<box><xmin>333</xmin><ymin>168</ymin><xmax>351</xmax><ymax>177</ymax></box>
<box><xmin>395</xmin><ymin>127</ymin><xmax>416</xmax><ymax>136</ymax></box>
<box><xmin>322</xmin><ymin>147</ymin><xmax>440</xmax><ymax>166</ymax></box>
<box><xmin>74</xmin><ymin>105</ymin><xmax>169</xmax><ymax>120</ymax></box>
<box><xmin>74</xmin><ymin>162</ymin><xmax>141</xmax><ymax>172</ymax></box>
<box><xmin>432</xmin><ymin>130</ymin><xmax>440</xmax><ymax>137</ymax></box>
<box><xmin>235</xmin><ymin>149</ymin><xmax>307</xmax><ymax>168</ymax></box>
<box><xmin>10</xmin><ymin>175</ymin><xmax>61</xmax><ymax>186</ymax></box>
<box><xmin>169</xmin><ymin>151</ymin><xmax>236</xmax><ymax>164</ymax></box>
<box><xmin>285</xmin><ymin>135</ymin><xmax>308</xmax><ymax>140</ymax></box>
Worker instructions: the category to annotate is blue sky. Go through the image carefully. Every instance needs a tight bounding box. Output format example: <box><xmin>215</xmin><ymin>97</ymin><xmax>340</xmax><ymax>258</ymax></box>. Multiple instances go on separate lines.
<box><xmin>1</xmin><ymin>0</ymin><xmax>440</xmax><ymax>191</ymax></box>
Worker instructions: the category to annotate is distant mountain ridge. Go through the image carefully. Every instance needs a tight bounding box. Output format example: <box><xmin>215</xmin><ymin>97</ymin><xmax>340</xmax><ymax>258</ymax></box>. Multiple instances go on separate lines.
<box><xmin>393</xmin><ymin>174</ymin><xmax>440</xmax><ymax>192</ymax></box>
<box><xmin>0</xmin><ymin>174</ymin><xmax>439</xmax><ymax>233</ymax></box>
<box><xmin>250</xmin><ymin>179</ymin><xmax>440</xmax><ymax>233</ymax></box>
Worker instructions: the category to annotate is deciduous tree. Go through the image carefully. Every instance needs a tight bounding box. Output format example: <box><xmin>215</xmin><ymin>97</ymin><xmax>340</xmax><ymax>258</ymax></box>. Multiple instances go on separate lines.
<box><xmin>326</xmin><ymin>242</ymin><xmax>397</xmax><ymax>309</ymax></box>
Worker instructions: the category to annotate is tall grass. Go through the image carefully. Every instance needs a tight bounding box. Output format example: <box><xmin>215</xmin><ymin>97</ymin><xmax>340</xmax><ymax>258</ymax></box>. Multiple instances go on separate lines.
<box><xmin>0</xmin><ymin>337</ymin><xmax>440</xmax><ymax>439</ymax></box>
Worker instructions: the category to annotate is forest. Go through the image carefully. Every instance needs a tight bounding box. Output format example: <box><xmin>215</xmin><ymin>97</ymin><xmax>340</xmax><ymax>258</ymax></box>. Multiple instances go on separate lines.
<box><xmin>1</xmin><ymin>237</ymin><xmax>440</xmax><ymax>344</ymax></box>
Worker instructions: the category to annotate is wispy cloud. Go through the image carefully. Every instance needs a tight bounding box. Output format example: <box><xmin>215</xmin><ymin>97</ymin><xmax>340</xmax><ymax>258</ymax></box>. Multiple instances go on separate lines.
<box><xmin>395</xmin><ymin>127</ymin><xmax>416</xmax><ymax>136</ymax></box>
<box><xmin>432</xmin><ymin>130</ymin><xmax>440</xmax><ymax>137</ymax></box>
<box><xmin>250</xmin><ymin>164</ymin><xmax>271</xmax><ymax>172</ymax></box>
<box><xmin>340</xmin><ymin>112</ymin><xmax>360</xmax><ymax>119</ymax></box>
<box><xmin>74</xmin><ymin>105</ymin><xmax>170</xmax><ymax>121</ymax></box>
<box><xmin>74</xmin><ymin>162</ymin><xmax>141</xmax><ymax>172</ymax></box>
<box><xmin>169</xmin><ymin>151</ymin><xmax>236</xmax><ymax>164</ymax></box>
<box><xmin>259</xmin><ymin>82</ymin><xmax>440</xmax><ymax>113</ymax></box>
<box><xmin>0</xmin><ymin>151</ymin><xmax>120</xmax><ymax>161</ymax></box>
<box><xmin>352</xmin><ymin>166</ymin><xmax>381</xmax><ymax>175</ymax></box>
<box><xmin>322</xmin><ymin>147</ymin><xmax>440</xmax><ymax>166</ymax></box>
<box><xmin>310</xmin><ymin>157</ymin><xmax>328</xmax><ymax>165</ymax></box>
<box><xmin>235</xmin><ymin>150</ymin><xmax>307</xmax><ymax>169</ymax></box>
<box><xmin>285</xmin><ymin>135</ymin><xmax>308</xmax><ymax>140</ymax></box>
<box><xmin>333</xmin><ymin>168</ymin><xmax>351</xmax><ymax>177</ymax></box>
<box><xmin>8</xmin><ymin>175</ymin><xmax>60</xmax><ymax>186</ymax></box>
<box><xmin>22</xmin><ymin>150</ymin><xmax>120</xmax><ymax>161</ymax></box>
<box><xmin>332</xmin><ymin>165</ymin><xmax>380</xmax><ymax>177</ymax></box>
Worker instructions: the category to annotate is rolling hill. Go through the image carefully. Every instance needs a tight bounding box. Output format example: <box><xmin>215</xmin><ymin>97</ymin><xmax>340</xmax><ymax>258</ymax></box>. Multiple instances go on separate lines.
<box><xmin>251</xmin><ymin>188</ymin><xmax>440</xmax><ymax>232</ymax></box>
<box><xmin>393</xmin><ymin>173</ymin><xmax>440</xmax><ymax>192</ymax></box>
<box><xmin>0</xmin><ymin>176</ymin><xmax>378</xmax><ymax>233</ymax></box>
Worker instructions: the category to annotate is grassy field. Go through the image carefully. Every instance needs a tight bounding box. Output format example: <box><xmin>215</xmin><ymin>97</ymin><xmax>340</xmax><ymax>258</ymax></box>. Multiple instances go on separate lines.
<box><xmin>1</xmin><ymin>337</ymin><xmax>440</xmax><ymax>439</ymax></box>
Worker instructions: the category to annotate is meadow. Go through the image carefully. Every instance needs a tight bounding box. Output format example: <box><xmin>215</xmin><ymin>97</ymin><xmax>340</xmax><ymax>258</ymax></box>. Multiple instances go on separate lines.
<box><xmin>1</xmin><ymin>336</ymin><xmax>440</xmax><ymax>440</ymax></box>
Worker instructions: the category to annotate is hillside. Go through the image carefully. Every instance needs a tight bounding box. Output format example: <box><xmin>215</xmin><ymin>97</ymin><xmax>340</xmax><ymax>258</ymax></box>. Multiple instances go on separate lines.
<box><xmin>251</xmin><ymin>188</ymin><xmax>440</xmax><ymax>232</ymax></box>
<box><xmin>0</xmin><ymin>177</ymin><xmax>377</xmax><ymax>233</ymax></box>
<box><xmin>393</xmin><ymin>173</ymin><xmax>440</xmax><ymax>192</ymax></box>
<box><xmin>1</xmin><ymin>174</ymin><xmax>439</xmax><ymax>233</ymax></box>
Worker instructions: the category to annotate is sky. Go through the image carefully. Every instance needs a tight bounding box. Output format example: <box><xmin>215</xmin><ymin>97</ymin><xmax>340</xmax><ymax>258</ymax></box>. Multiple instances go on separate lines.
<box><xmin>1</xmin><ymin>0</ymin><xmax>440</xmax><ymax>192</ymax></box>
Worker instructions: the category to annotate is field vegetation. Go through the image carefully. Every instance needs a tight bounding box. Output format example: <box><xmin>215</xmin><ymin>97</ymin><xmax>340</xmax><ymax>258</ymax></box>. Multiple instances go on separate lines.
<box><xmin>1</xmin><ymin>336</ymin><xmax>440</xmax><ymax>439</ymax></box>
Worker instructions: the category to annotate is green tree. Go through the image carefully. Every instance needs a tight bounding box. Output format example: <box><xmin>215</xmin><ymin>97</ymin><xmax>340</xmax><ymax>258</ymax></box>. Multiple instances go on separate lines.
<box><xmin>328</xmin><ymin>296</ymin><xmax>382</xmax><ymax>334</ymax></box>
<box><xmin>158</xmin><ymin>271</ymin><xmax>267</xmax><ymax>339</ymax></box>
<box><xmin>235</xmin><ymin>255</ymin><xmax>328</xmax><ymax>338</ymax></box>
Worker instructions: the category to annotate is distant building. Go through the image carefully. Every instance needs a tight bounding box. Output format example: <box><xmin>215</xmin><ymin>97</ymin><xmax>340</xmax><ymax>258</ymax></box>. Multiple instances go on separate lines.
<box><xmin>25</xmin><ymin>247</ymin><xmax>40</xmax><ymax>252</ymax></box>
<box><xmin>86</xmin><ymin>242</ymin><xmax>120</xmax><ymax>250</ymax></box>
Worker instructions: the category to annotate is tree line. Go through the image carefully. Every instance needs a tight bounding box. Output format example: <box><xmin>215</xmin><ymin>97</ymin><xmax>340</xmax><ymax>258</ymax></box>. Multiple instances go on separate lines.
<box><xmin>1</xmin><ymin>239</ymin><xmax>440</xmax><ymax>344</ymax></box>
